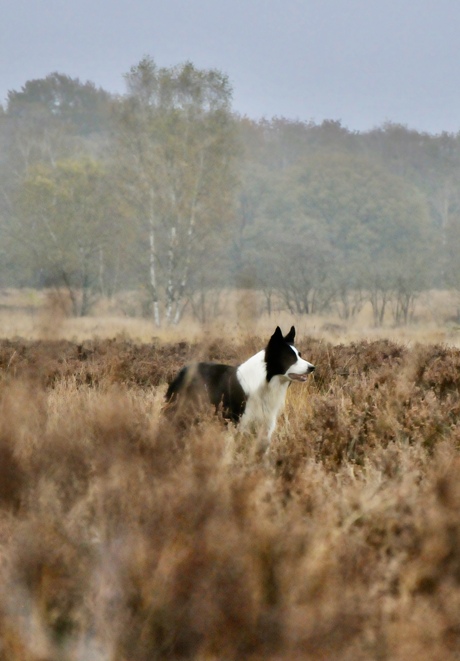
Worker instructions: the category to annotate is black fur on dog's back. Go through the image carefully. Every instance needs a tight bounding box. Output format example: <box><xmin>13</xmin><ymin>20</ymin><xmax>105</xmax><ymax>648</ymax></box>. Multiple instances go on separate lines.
<box><xmin>165</xmin><ymin>362</ymin><xmax>246</xmax><ymax>423</ymax></box>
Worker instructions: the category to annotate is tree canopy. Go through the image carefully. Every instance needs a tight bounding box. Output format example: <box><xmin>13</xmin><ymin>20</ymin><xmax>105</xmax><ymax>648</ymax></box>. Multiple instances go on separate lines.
<box><xmin>13</xmin><ymin>158</ymin><xmax>123</xmax><ymax>315</ymax></box>
<box><xmin>1</xmin><ymin>60</ymin><xmax>459</xmax><ymax>325</ymax></box>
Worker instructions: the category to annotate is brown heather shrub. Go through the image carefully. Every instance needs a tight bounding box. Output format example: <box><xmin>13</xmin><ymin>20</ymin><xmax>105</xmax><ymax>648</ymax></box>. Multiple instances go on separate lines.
<box><xmin>1</xmin><ymin>337</ymin><xmax>460</xmax><ymax>659</ymax></box>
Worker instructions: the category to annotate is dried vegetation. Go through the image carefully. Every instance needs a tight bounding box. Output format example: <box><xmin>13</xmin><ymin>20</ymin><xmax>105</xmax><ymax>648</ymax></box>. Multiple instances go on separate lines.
<box><xmin>0</xmin><ymin>335</ymin><xmax>460</xmax><ymax>659</ymax></box>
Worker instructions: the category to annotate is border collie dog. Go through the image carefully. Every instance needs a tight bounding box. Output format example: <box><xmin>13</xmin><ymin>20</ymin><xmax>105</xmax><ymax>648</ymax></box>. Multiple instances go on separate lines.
<box><xmin>165</xmin><ymin>326</ymin><xmax>315</xmax><ymax>448</ymax></box>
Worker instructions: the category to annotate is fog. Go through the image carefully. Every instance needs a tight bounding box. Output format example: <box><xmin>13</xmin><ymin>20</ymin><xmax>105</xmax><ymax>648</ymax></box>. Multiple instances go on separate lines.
<box><xmin>2</xmin><ymin>0</ymin><xmax>460</xmax><ymax>134</ymax></box>
<box><xmin>2</xmin><ymin>2</ymin><xmax>460</xmax><ymax>329</ymax></box>
<box><xmin>1</xmin><ymin>64</ymin><xmax>459</xmax><ymax>328</ymax></box>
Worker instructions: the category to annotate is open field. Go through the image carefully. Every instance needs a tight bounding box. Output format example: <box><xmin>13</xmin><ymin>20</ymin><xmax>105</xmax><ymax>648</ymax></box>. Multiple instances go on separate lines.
<box><xmin>1</xmin><ymin>332</ymin><xmax>460</xmax><ymax>659</ymax></box>
<box><xmin>2</xmin><ymin>287</ymin><xmax>460</xmax><ymax>346</ymax></box>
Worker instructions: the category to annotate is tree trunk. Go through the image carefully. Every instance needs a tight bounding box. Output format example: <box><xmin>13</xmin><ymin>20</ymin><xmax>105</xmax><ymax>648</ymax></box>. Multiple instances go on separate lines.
<box><xmin>98</xmin><ymin>247</ymin><xmax>105</xmax><ymax>297</ymax></box>
<box><xmin>149</xmin><ymin>219</ymin><xmax>161</xmax><ymax>327</ymax></box>
<box><xmin>172</xmin><ymin>152</ymin><xmax>204</xmax><ymax>325</ymax></box>
<box><xmin>165</xmin><ymin>225</ymin><xmax>177</xmax><ymax>325</ymax></box>
<box><xmin>173</xmin><ymin>211</ymin><xmax>196</xmax><ymax>325</ymax></box>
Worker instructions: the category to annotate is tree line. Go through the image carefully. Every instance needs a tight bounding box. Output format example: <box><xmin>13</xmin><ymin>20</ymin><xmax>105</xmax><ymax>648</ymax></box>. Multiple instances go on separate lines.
<box><xmin>1</xmin><ymin>58</ymin><xmax>460</xmax><ymax>325</ymax></box>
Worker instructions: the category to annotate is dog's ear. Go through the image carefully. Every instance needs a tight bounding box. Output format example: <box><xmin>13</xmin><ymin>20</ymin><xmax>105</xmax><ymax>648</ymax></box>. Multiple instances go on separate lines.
<box><xmin>270</xmin><ymin>326</ymin><xmax>284</xmax><ymax>342</ymax></box>
<box><xmin>284</xmin><ymin>326</ymin><xmax>296</xmax><ymax>343</ymax></box>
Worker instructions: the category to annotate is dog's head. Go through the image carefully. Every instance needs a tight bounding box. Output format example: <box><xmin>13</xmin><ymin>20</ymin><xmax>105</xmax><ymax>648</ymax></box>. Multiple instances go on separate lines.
<box><xmin>265</xmin><ymin>326</ymin><xmax>315</xmax><ymax>382</ymax></box>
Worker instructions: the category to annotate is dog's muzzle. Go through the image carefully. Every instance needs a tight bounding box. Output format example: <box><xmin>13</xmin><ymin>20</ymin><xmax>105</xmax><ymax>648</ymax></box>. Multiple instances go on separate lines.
<box><xmin>288</xmin><ymin>365</ymin><xmax>315</xmax><ymax>382</ymax></box>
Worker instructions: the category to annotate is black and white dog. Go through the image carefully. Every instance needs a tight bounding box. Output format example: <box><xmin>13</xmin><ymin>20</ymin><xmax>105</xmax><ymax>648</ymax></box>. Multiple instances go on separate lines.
<box><xmin>165</xmin><ymin>326</ymin><xmax>315</xmax><ymax>447</ymax></box>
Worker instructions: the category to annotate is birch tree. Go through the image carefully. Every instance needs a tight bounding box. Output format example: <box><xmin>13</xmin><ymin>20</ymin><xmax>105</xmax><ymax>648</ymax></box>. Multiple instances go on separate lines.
<box><xmin>116</xmin><ymin>57</ymin><xmax>237</xmax><ymax>326</ymax></box>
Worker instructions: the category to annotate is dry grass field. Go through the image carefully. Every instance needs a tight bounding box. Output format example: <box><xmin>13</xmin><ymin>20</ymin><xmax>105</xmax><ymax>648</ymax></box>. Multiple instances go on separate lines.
<box><xmin>1</xmin><ymin>287</ymin><xmax>460</xmax><ymax>346</ymax></box>
<box><xmin>1</xmin><ymin>291</ymin><xmax>460</xmax><ymax>659</ymax></box>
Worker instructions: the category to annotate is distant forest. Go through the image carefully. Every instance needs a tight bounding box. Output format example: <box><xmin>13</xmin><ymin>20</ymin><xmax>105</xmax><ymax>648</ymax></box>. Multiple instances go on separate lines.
<box><xmin>1</xmin><ymin>58</ymin><xmax>460</xmax><ymax>326</ymax></box>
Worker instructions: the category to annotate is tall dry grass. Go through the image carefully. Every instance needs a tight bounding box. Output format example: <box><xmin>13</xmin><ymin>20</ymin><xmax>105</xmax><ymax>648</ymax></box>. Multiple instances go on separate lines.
<box><xmin>2</xmin><ymin>286</ymin><xmax>460</xmax><ymax>346</ymax></box>
<box><xmin>0</xmin><ymin>336</ymin><xmax>460</xmax><ymax>659</ymax></box>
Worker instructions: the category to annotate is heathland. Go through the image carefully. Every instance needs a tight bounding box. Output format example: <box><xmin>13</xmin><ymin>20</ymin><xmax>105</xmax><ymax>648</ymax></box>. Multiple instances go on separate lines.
<box><xmin>1</xmin><ymin>299</ymin><xmax>460</xmax><ymax>660</ymax></box>
<box><xmin>4</xmin><ymin>57</ymin><xmax>460</xmax><ymax>660</ymax></box>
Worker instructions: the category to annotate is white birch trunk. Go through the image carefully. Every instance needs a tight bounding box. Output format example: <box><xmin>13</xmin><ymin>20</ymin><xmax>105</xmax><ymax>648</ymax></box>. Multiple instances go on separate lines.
<box><xmin>149</xmin><ymin>218</ymin><xmax>161</xmax><ymax>327</ymax></box>
<box><xmin>172</xmin><ymin>153</ymin><xmax>205</xmax><ymax>325</ymax></box>
<box><xmin>165</xmin><ymin>225</ymin><xmax>177</xmax><ymax>325</ymax></box>
<box><xmin>173</xmin><ymin>212</ymin><xmax>195</xmax><ymax>325</ymax></box>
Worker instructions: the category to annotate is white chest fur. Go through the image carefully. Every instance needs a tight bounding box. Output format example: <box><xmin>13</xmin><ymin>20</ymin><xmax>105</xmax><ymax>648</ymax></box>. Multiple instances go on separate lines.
<box><xmin>236</xmin><ymin>351</ymin><xmax>290</xmax><ymax>445</ymax></box>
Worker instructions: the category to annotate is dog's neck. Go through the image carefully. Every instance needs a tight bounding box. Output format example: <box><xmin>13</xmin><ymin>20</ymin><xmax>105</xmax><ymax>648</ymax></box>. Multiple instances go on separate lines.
<box><xmin>237</xmin><ymin>350</ymin><xmax>268</xmax><ymax>395</ymax></box>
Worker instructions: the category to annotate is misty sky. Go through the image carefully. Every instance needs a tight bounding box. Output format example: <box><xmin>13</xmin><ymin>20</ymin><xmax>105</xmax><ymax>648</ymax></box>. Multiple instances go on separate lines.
<box><xmin>2</xmin><ymin>0</ymin><xmax>460</xmax><ymax>134</ymax></box>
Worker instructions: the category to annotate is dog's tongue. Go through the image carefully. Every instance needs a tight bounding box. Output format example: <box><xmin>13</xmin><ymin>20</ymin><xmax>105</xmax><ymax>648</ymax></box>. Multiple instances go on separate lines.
<box><xmin>288</xmin><ymin>373</ymin><xmax>308</xmax><ymax>382</ymax></box>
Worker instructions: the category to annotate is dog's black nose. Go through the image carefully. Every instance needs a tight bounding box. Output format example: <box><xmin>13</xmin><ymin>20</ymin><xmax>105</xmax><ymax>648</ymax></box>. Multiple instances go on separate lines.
<box><xmin>309</xmin><ymin>365</ymin><xmax>315</xmax><ymax>373</ymax></box>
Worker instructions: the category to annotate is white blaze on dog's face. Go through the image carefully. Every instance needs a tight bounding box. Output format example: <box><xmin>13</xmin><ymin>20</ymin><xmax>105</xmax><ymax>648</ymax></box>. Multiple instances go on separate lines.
<box><xmin>286</xmin><ymin>345</ymin><xmax>315</xmax><ymax>382</ymax></box>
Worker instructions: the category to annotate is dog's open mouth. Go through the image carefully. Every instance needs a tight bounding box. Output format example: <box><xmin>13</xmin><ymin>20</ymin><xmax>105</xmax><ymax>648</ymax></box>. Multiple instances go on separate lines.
<box><xmin>288</xmin><ymin>373</ymin><xmax>310</xmax><ymax>382</ymax></box>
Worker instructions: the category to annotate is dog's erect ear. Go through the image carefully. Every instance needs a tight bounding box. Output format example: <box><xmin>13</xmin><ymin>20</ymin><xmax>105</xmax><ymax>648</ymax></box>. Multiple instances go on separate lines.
<box><xmin>270</xmin><ymin>326</ymin><xmax>284</xmax><ymax>342</ymax></box>
<box><xmin>284</xmin><ymin>326</ymin><xmax>296</xmax><ymax>343</ymax></box>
